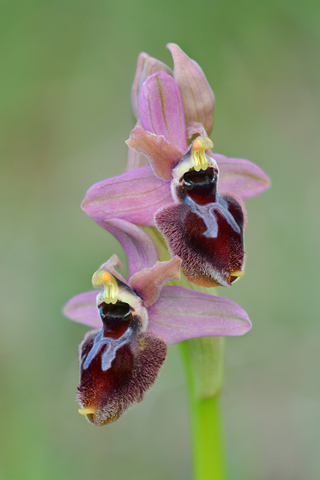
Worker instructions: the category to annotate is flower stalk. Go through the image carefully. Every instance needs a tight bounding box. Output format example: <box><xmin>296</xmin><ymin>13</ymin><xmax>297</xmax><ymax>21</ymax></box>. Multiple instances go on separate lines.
<box><xmin>182</xmin><ymin>358</ymin><xmax>226</xmax><ymax>480</ymax></box>
<box><xmin>182</xmin><ymin>338</ymin><xmax>226</xmax><ymax>480</ymax></box>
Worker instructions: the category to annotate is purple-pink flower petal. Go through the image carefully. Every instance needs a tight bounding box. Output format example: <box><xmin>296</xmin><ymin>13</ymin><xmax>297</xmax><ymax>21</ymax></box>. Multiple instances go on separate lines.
<box><xmin>139</xmin><ymin>71</ymin><xmax>187</xmax><ymax>152</ymax></box>
<box><xmin>131</xmin><ymin>53</ymin><xmax>172</xmax><ymax>120</ymax></box>
<box><xmin>147</xmin><ymin>286</ymin><xmax>251</xmax><ymax>345</ymax></box>
<box><xmin>127</xmin><ymin>121</ymin><xmax>149</xmax><ymax>171</ymax></box>
<box><xmin>98</xmin><ymin>219</ymin><xmax>159</xmax><ymax>280</ymax></box>
<box><xmin>127</xmin><ymin>142</ymin><xmax>148</xmax><ymax>171</ymax></box>
<box><xmin>213</xmin><ymin>153</ymin><xmax>271</xmax><ymax>198</ymax></box>
<box><xmin>63</xmin><ymin>291</ymin><xmax>101</xmax><ymax>328</ymax></box>
<box><xmin>167</xmin><ymin>43</ymin><xmax>215</xmax><ymax>136</ymax></box>
<box><xmin>129</xmin><ymin>257</ymin><xmax>181</xmax><ymax>307</ymax></box>
<box><xmin>186</xmin><ymin>121</ymin><xmax>208</xmax><ymax>140</ymax></box>
<box><xmin>81</xmin><ymin>165</ymin><xmax>171</xmax><ymax>226</ymax></box>
<box><xmin>98</xmin><ymin>254</ymin><xmax>127</xmax><ymax>283</ymax></box>
<box><xmin>126</xmin><ymin>126</ymin><xmax>183</xmax><ymax>180</ymax></box>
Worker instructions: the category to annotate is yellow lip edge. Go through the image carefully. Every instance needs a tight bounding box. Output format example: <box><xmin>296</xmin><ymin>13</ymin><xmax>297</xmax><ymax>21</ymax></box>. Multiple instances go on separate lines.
<box><xmin>78</xmin><ymin>407</ymin><xmax>95</xmax><ymax>416</ymax></box>
<box><xmin>231</xmin><ymin>270</ymin><xmax>245</xmax><ymax>278</ymax></box>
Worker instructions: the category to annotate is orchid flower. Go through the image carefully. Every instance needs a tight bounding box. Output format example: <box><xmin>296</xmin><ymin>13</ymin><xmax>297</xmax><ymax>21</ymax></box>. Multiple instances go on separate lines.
<box><xmin>63</xmin><ymin>221</ymin><xmax>251</xmax><ymax>426</ymax></box>
<box><xmin>81</xmin><ymin>44</ymin><xmax>270</xmax><ymax>288</ymax></box>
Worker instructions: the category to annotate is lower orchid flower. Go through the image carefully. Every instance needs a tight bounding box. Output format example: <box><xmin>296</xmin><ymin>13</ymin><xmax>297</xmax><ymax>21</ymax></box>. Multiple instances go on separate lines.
<box><xmin>63</xmin><ymin>223</ymin><xmax>251</xmax><ymax>426</ymax></box>
<box><xmin>81</xmin><ymin>45</ymin><xmax>270</xmax><ymax>288</ymax></box>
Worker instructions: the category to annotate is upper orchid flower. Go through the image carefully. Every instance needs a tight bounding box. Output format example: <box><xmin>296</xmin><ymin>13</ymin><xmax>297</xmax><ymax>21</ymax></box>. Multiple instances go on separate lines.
<box><xmin>81</xmin><ymin>44</ymin><xmax>270</xmax><ymax>288</ymax></box>
<box><xmin>63</xmin><ymin>221</ymin><xmax>251</xmax><ymax>425</ymax></box>
<box><xmin>130</xmin><ymin>43</ymin><xmax>215</xmax><ymax>154</ymax></box>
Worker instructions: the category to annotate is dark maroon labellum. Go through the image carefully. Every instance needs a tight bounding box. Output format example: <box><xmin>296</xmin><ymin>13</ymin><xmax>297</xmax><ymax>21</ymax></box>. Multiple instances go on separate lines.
<box><xmin>78</xmin><ymin>330</ymin><xmax>135</xmax><ymax>424</ymax></box>
<box><xmin>78</xmin><ymin>324</ymin><xmax>167</xmax><ymax>426</ymax></box>
<box><xmin>156</xmin><ymin>167</ymin><xmax>246</xmax><ymax>287</ymax></box>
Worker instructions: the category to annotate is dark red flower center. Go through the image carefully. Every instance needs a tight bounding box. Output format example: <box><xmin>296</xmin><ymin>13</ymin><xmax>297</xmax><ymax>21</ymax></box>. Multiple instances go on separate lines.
<box><xmin>98</xmin><ymin>301</ymin><xmax>132</xmax><ymax>338</ymax></box>
<box><xmin>182</xmin><ymin>167</ymin><xmax>218</xmax><ymax>205</ymax></box>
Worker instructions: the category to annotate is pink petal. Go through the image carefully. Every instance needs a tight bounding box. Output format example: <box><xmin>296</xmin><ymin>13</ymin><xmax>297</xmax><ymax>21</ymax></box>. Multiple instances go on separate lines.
<box><xmin>139</xmin><ymin>71</ymin><xmax>187</xmax><ymax>152</ymax></box>
<box><xmin>81</xmin><ymin>165</ymin><xmax>171</xmax><ymax>226</ymax></box>
<box><xmin>127</xmin><ymin>126</ymin><xmax>184</xmax><ymax>181</ymax></box>
<box><xmin>167</xmin><ymin>43</ymin><xmax>215</xmax><ymax>136</ymax></box>
<box><xmin>126</xmin><ymin>121</ymin><xmax>149</xmax><ymax>171</ymax></box>
<box><xmin>131</xmin><ymin>52</ymin><xmax>172</xmax><ymax>119</ymax></box>
<box><xmin>186</xmin><ymin>122</ymin><xmax>208</xmax><ymax>140</ymax></box>
<box><xmin>129</xmin><ymin>257</ymin><xmax>181</xmax><ymax>307</ymax></box>
<box><xmin>213</xmin><ymin>153</ymin><xmax>271</xmax><ymax>198</ymax></box>
<box><xmin>98</xmin><ymin>219</ymin><xmax>159</xmax><ymax>280</ymax></box>
<box><xmin>131</xmin><ymin>52</ymin><xmax>148</xmax><ymax>119</ymax></box>
<box><xmin>127</xmin><ymin>143</ymin><xmax>148</xmax><ymax>171</ymax></box>
<box><xmin>63</xmin><ymin>291</ymin><xmax>101</xmax><ymax>328</ymax></box>
<box><xmin>147</xmin><ymin>286</ymin><xmax>251</xmax><ymax>345</ymax></box>
<box><xmin>97</xmin><ymin>254</ymin><xmax>127</xmax><ymax>284</ymax></box>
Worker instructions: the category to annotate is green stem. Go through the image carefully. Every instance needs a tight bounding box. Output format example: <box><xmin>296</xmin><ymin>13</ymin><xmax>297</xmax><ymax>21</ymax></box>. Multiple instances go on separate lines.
<box><xmin>181</xmin><ymin>339</ymin><xmax>227</xmax><ymax>480</ymax></box>
<box><xmin>190</xmin><ymin>394</ymin><xmax>226</xmax><ymax>480</ymax></box>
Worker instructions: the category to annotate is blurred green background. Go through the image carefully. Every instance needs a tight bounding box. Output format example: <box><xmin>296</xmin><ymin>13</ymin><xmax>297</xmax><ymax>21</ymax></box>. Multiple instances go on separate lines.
<box><xmin>1</xmin><ymin>0</ymin><xmax>320</xmax><ymax>479</ymax></box>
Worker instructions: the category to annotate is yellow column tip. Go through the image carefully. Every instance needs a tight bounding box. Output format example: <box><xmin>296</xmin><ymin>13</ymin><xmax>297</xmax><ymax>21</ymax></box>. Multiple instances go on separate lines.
<box><xmin>92</xmin><ymin>270</ymin><xmax>113</xmax><ymax>287</ymax></box>
<box><xmin>192</xmin><ymin>136</ymin><xmax>213</xmax><ymax>151</ymax></box>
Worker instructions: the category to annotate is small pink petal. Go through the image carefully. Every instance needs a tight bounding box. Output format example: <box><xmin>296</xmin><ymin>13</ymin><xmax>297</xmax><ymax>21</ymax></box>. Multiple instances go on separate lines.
<box><xmin>127</xmin><ymin>144</ymin><xmax>148</xmax><ymax>171</ymax></box>
<box><xmin>97</xmin><ymin>254</ymin><xmax>127</xmax><ymax>284</ymax></box>
<box><xmin>147</xmin><ymin>286</ymin><xmax>251</xmax><ymax>345</ymax></box>
<box><xmin>129</xmin><ymin>256</ymin><xmax>181</xmax><ymax>307</ymax></box>
<box><xmin>81</xmin><ymin>165</ymin><xmax>171</xmax><ymax>226</ymax></box>
<box><xmin>63</xmin><ymin>291</ymin><xmax>101</xmax><ymax>328</ymax></box>
<box><xmin>127</xmin><ymin>126</ymin><xmax>184</xmax><ymax>181</ymax></box>
<box><xmin>127</xmin><ymin>121</ymin><xmax>149</xmax><ymax>171</ymax></box>
<box><xmin>131</xmin><ymin>53</ymin><xmax>148</xmax><ymax>119</ymax></box>
<box><xmin>131</xmin><ymin>53</ymin><xmax>172</xmax><ymax>119</ymax></box>
<box><xmin>98</xmin><ymin>219</ymin><xmax>159</xmax><ymax>280</ymax></box>
<box><xmin>167</xmin><ymin>43</ymin><xmax>215</xmax><ymax>136</ymax></box>
<box><xmin>186</xmin><ymin>122</ymin><xmax>208</xmax><ymax>140</ymax></box>
<box><xmin>139</xmin><ymin>71</ymin><xmax>187</xmax><ymax>152</ymax></box>
<box><xmin>213</xmin><ymin>153</ymin><xmax>271</xmax><ymax>198</ymax></box>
